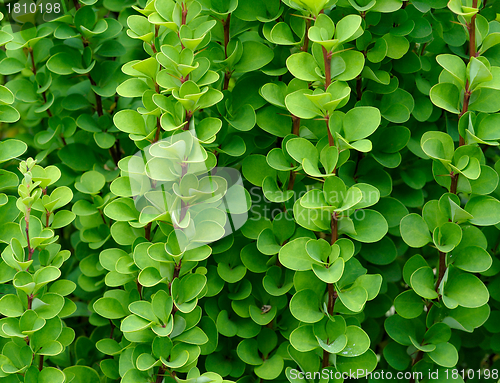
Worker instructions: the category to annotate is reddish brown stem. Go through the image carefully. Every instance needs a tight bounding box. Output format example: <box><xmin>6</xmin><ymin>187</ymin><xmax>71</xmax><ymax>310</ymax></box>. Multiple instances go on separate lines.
<box><xmin>180</xmin><ymin>200</ymin><xmax>187</xmax><ymax>223</ymax></box>
<box><xmin>29</xmin><ymin>47</ymin><xmax>36</xmax><ymax>75</ymax></box>
<box><xmin>468</xmin><ymin>10</ymin><xmax>477</xmax><ymax>58</ymax></box>
<box><xmin>327</xmin><ymin>283</ymin><xmax>337</xmax><ymax>314</ymax></box>
<box><xmin>292</xmin><ymin>115</ymin><xmax>300</xmax><ymax>136</ymax></box>
<box><xmin>420</xmin><ymin>42</ymin><xmax>428</xmax><ymax>56</ymax></box>
<box><xmin>156</xmin><ymin>366</ymin><xmax>166</xmax><ymax>383</ymax></box>
<box><xmin>109</xmin><ymin>146</ymin><xmax>119</xmax><ymax>167</ymax></box>
<box><xmin>288</xmin><ymin>170</ymin><xmax>296</xmax><ymax>190</ymax></box>
<box><xmin>223</xmin><ymin>71</ymin><xmax>232</xmax><ymax>90</ymax></box>
<box><xmin>109</xmin><ymin>319</ymin><xmax>115</xmax><ymax>339</ymax></box>
<box><xmin>435</xmin><ymin>251</ymin><xmax>447</xmax><ymax>292</ymax></box>
<box><xmin>322</xmin><ymin>46</ymin><xmax>335</xmax><ymax>150</ymax></box>
<box><xmin>136</xmin><ymin>280</ymin><xmax>143</xmax><ymax>300</ymax></box>
<box><xmin>151</xmin><ymin>25</ymin><xmax>160</xmax><ymax>54</ymax></box>
<box><xmin>168</xmin><ymin>262</ymin><xmax>182</xmax><ymax>315</ymax></box>
<box><xmin>409</xmin><ymin>351</ymin><xmax>424</xmax><ymax>383</ymax></box>
<box><xmin>326</xmin><ymin>116</ymin><xmax>335</xmax><ymax>147</ymax></box>
<box><xmin>458</xmin><ymin>80</ymin><xmax>471</xmax><ymax>147</ymax></box>
<box><xmin>301</xmin><ymin>18</ymin><xmax>311</xmax><ymax>52</ymax></box>
<box><xmin>181</xmin><ymin>2</ymin><xmax>188</xmax><ymax>25</ymax></box>
<box><xmin>223</xmin><ymin>14</ymin><xmax>231</xmax><ymax>58</ymax></box>
<box><xmin>322</xmin><ymin>213</ymin><xmax>339</xmax><ymax>368</ymax></box>
<box><xmin>322</xmin><ymin>286</ymin><xmax>338</xmax><ymax>367</ymax></box>
<box><xmin>154</xmin><ymin>117</ymin><xmax>161</xmax><ymax>143</ymax></box>
<box><xmin>356</xmin><ymin>75</ymin><xmax>362</xmax><ymax>100</ymax></box>
<box><xmin>221</xmin><ymin>14</ymin><xmax>232</xmax><ymax>89</ymax></box>
<box><xmin>288</xmin><ymin>116</ymin><xmax>301</xmax><ymax>190</ymax></box>
<box><xmin>25</xmin><ymin>210</ymin><xmax>34</xmax><ymax>262</ymax></box>
<box><xmin>173</xmin><ymin>261</ymin><xmax>182</xmax><ymax>280</ymax></box>
<box><xmin>99</xmin><ymin>209</ymin><xmax>107</xmax><ymax>225</ymax></box>
<box><xmin>88</xmin><ymin>76</ymin><xmax>103</xmax><ymax>117</ymax></box>
<box><xmin>29</xmin><ymin>47</ymin><xmax>52</xmax><ymax>117</ymax></box>
<box><xmin>450</xmin><ymin>172</ymin><xmax>458</xmax><ymax>194</ymax></box>
<box><xmin>39</xmin><ymin>355</ymin><xmax>44</xmax><ymax>371</ymax></box>
<box><xmin>72</xmin><ymin>0</ymin><xmax>80</xmax><ymax>10</ymax></box>
<box><xmin>458</xmin><ymin>0</ymin><xmax>477</xmax><ymax>145</ymax></box>
<box><xmin>145</xmin><ymin>222</ymin><xmax>152</xmax><ymax>241</ymax></box>
<box><xmin>184</xmin><ymin>111</ymin><xmax>193</xmax><ymax>130</ymax></box>
<box><xmin>322</xmin><ymin>46</ymin><xmax>332</xmax><ymax>90</ymax></box>
<box><xmin>459</xmin><ymin>81</ymin><xmax>470</xmax><ymax>118</ymax></box>
<box><xmin>330</xmin><ymin>213</ymin><xmax>338</xmax><ymax>245</ymax></box>
<box><xmin>322</xmin><ymin>349</ymin><xmax>330</xmax><ymax>368</ymax></box>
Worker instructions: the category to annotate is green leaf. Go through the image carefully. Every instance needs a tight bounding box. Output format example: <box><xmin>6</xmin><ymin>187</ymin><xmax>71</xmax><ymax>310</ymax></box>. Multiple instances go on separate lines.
<box><xmin>411</xmin><ymin>266</ymin><xmax>438</xmax><ymax>300</ymax></box>
<box><xmin>0</xmin><ymin>58</ymin><xmax>25</xmax><ymax>75</ymax></box>
<box><xmin>382</xmin><ymin>34</ymin><xmax>410</xmax><ymax>59</ymax></box>
<box><xmin>290</xmin><ymin>289</ymin><xmax>324</xmax><ymax>323</ymax></box>
<box><xmin>116</xmin><ymin>78</ymin><xmax>151</xmax><ymax>97</ymax></box>
<box><xmin>138</xmin><ymin>267</ymin><xmax>164</xmax><ymax>287</ymax></box>
<box><xmin>436</xmin><ymin>54</ymin><xmax>466</xmax><ymax>87</ymax></box>
<box><xmin>234</xmin><ymin>41</ymin><xmax>274</xmax><ymax>72</ymax></box>
<box><xmin>113</xmin><ymin>110</ymin><xmax>147</xmax><ymax>135</ymax></box>
<box><xmin>290</xmin><ymin>324</ymin><xmax>321</xmax><ymax>352</ymax></box>
<box><xmin>254</xmin><ymin>355</ymin><xmax>284</xmax><ymax>380</ymax></box>
<box><xmin>336</xmin><ymin>349</ymin><xmax>378</xmax><ymax>377</ymax></box>
<box><xmin>433</xmin><ymin>222</ymin><xmax>462</xmax><ymax>253</ymax></box>
<box><xmin>75</xmin><ymin>171</ymin><xmax>106</xmax><ymax>194</ymax></box>
<box><xmin>336</xmin><ymin>15</ymin><xmax>362</xmax><ymax>43</ymax></box>
<box><xmin>120</xmin><ymin>314</ymin><xmax>152</xmax><ymax>332</ymax></box>
<box><xmin>96</xmin><ymin>338</ymin><xmax>123</xmax><ymax>356</ymax></box>
<box><xmin>465</xmin><ymin>196</ymin><xmax>500</xmax><ymax>226</ymax></box>
<box><xmin>0</xmin><ymin>140</ymin><xmax>27</xmax><ymax>163</ymax></box>
<box><xmin>312</xmin><ymin>258</ymin><xmax>344</xmax><ymax>283</ymax></box>
<box><xmin>257</xmin><ymin>106</ymin><xmax>292</xmax><ymax>137</ymax></box>
<box><xmin>285</xmin><ymin>89</ymin><xmax>322</xmax><ymax>119</ymax></box>
<box><xmin>421</xmin><ymin>131</ymin><xmax>455</xmax><ymax>162</ymax></box>
<box><xmin>428</xmin><ymin>342</ymin><xmax>459</xmax><ymax>368</ymax></box>
<box><xmin>58</xmin><ymin>144</ymin><xmax>97</xmax><ymax>171</ymax></box>
<box><xmin>286</xmin><ymin>52</ymin><xmax>322</xmax><ymax>82</ymax></box>
<box><xmin>279</xmin><ymin>237</ymin><xmax>316</xmax><ymax>271</ymax></box>
<box><xmin>384</xmin><ymin>314</ymin><xmax>425</xmax><ymax>346</ymax></box>
<box><xmin>424</xmin><ymin>322</ymin><xmax>451</xmax><ymax>344</ymax></box>
<box><xmin>93</xmin><ymin>297</ymin><xmax>128</xmax><ymax>319</ymax></box>
<box><xmin>351</xmin><ymin>274</ymin><xmax>382</xmax><ymax>300</ymax></box>
<box><xmin>394</xmin><ymin>290</ymin><xmax>423</xmax><ymax>319</ymax></box>
<box><xmin>39</xmin><ymin>367</ymin><xmax>65</xmax><ymax>383</ymax></box>
<box><xmin>443</xmin><ymin>270</ymin><xmax>489</xmax><ymax>308</ymax></box>
<box><xmin>242</xmin><ymin>154</ymin><xmax>277</xmax><ymax>187</ymax></box>
<box><xmin>237</xmin><ymin>339</ymin><xmax>264</xmax><ymax>365</ymax></box>
<box><xmin>400</xmin><ymin>213</ymin><xmax>431</xmax><ymax>248</ymax></box>
<box><xmin>63</xmin><ymin>366</ymin><xmax>100</xmax><ymax>383</ymax></box>
<box><xmin>430</xmin><ymin>83</ymin><xmax>461</xmax><ymax>113</ymax></box>
<box><xmin>452</xmin><ymin>246</ymin><xmax>492</xmax><ymax>273</ymax></box>
<box><xmin>343</xmin><ymin>106</ymin><xmax>381</xmax><ymax>141</ymax></box>
<box><xmin>468</xmin><ymin>57</ymin><xmax>492</xmax><ymax>89</ymax></box>
<box><xmin>348</xmin><ymin>209</ymin><xmax>388</xmax><ymax>243</ymax></box>
<box><xmin>339</xmin><ymin>326</ymin><xmax>370</xmax><ymax>357</ymax></box>
<box><xmin>46</xmin><ymin>52</ymin><xmax>79</xmax><ymax>75</ymax></box>
<box><xmin>0</xmin><ymin>294</ymin><xmax>24</xmax><ymax>317</ymax></box>
<box><xmin>337</xmin><ymin>285</ymin><xmax>368</xmax><ymax>312</ymax></box>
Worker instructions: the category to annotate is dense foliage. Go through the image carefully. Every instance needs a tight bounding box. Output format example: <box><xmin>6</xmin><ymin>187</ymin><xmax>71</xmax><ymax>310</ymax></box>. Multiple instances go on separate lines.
<box><xmin>2</xmin><ymin>0</ymin><xmax>500</xmax><ymax>382</ymax></box>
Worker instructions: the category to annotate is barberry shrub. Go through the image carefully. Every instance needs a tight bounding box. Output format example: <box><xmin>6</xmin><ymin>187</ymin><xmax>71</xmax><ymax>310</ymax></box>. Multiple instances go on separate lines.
<box><xmin>1</xmin><ymin>0</ymin><xmax>500</xmax><ymax>382</ymax></box>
